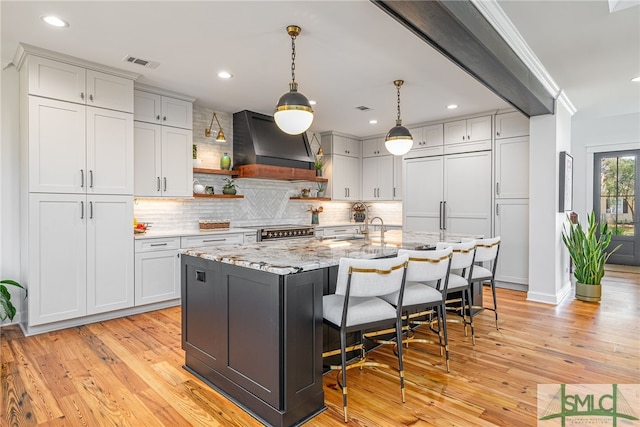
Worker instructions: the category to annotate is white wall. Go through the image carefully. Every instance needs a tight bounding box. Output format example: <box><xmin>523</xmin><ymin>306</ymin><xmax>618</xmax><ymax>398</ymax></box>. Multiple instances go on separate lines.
<box><xmin>572</xmin><ymin>113</ymin><xmax>640</xmax><ymax>220</ymax></box>
<box><xmin>1</xmin><ymin>64</ymin><xmax>22</xmax><ymax>324</ymax></box>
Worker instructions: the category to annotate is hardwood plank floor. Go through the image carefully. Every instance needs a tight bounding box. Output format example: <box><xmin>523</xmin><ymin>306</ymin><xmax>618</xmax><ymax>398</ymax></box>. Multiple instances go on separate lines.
<box><xmin>2</xmin><ymin>270</ymin><xmax>638</xmax><ymax>426</ymax></box>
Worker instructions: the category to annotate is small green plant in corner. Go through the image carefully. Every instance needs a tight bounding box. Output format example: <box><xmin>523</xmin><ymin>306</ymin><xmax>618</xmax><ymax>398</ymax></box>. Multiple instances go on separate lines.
<box><xmin>313</xmin><ymin>156</ymin><xmax>324</xmax><ymax>171</ymax></box>
<box><xmin>192</xmin><ymin>144</ymin><xmax>198</xmax><ymax>159</ymax></box>
<box><xmin>0</xmin><ymin>279</ymin><xmax>27</xmax><ymax>322</ymax></box>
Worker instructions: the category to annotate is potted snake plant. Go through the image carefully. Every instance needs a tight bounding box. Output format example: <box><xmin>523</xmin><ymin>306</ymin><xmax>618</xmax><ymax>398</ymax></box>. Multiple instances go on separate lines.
<box><xmin>561</xmin><ymin>211</ymin><xmax>620</xmax><ymax>302</ymax></box>
<box><xmin>1</xmin><ymin>279</ymin><xmax>26</xmax><ymax>322</ymax></box>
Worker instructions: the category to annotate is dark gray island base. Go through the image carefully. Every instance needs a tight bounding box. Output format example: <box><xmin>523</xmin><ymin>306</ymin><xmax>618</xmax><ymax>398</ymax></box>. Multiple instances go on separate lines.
<box><xmin>181</xmin><ymin>255</ymin><xmax>326</xmax><ymax>427</ymax></box>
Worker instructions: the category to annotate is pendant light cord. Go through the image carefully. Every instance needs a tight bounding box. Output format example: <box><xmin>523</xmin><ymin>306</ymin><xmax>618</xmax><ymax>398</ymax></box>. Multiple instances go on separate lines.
<box><xmin>291</xmin><ymin>33</ymin><xmax>297</xmax><ymax>84</ymax></box>
<box><xmin>396</xmin><ymin>84</ymin><xmax>402</xmax><ymax>125</ymax></box>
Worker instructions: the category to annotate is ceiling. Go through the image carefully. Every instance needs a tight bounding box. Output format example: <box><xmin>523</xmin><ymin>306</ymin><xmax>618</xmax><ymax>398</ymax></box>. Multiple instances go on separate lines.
<box><xmin>2</xmin><ymin>1</ymin><xmax>638</xmax><ymax>138</ymax></box>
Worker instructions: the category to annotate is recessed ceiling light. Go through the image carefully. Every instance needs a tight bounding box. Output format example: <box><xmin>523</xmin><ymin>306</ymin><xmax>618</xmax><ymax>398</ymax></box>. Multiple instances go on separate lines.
<box><xmin>309</xmin><ymin>100</ymin><xmax>317</xmax><ymax>105</ymax></box>
<box><xmin>369</xmin><ymin>119</ymin><xmax>378</xmax><ymax>124</ymax></box>
<box><xmin>217</xmin><ymin>71</ymin><xmax>233</xmax><ymax>79</ymax></box>
<box><xmin>42</xmin><ymin>15</ymin><xmax>69</xmax><ymax>27</ymax></box>
<box><xmin>447</xmin><ymin>104</ymin><xmax>458</xmax><ymax>109</ymax></box>
<box><xmin>632</xmin><ymin>76</ymin><xmax>640</xmax><ymax>82</ymax></box>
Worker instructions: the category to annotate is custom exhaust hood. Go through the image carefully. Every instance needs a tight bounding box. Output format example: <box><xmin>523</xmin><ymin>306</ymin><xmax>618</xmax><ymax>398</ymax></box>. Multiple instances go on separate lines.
<box><xmin>232</xmin><ymin>110</ymin><xmax>316</xmax><ymax>180</ymax></box>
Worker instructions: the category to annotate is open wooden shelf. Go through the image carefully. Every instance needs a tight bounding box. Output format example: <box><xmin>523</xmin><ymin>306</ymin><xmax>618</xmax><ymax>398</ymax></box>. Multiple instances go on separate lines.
<box><xmin>193</xmin><ymin>193</ymin><xmax>243</xmax><ymax>199</ymax></box>
<box><xmin>193</xmin><ymin>168</ymin><xmax>238</xmax><ymax>176</ymax></box>
<box><xmin>290</xmin><ymin>197</ymin><xmax>331</xmax><ymax>201</ymax></box>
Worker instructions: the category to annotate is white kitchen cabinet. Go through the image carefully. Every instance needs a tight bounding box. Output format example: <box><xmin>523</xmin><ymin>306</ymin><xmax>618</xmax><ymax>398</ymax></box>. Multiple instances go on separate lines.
<box><xmin>495</xmin><ymin>136</ymin><xmax>530</xmax><ymax>199</ymax></box>
<box><xmin>134</xmin><ymin>237</ymin><xmax>181</xmax><ymax>306</ymax></box>
<box><xmin>495</xmin><ymin>111</ymin><xmax>529</xmax><ymax>139</ymax></box>
<box><xmin>326</xmin><ymin>133</ymin><xmax>360</xmax><ymax>158</ymax></box>
<box><xmin>28</xmin><ymin>96</ymin><xmax>133</xmax><ymax>195</ymax></box>
<box><xmin>134</xmin><ymin>90</ymin><xmax>193</xmax><ymax>129</ymax></box>
<box><xmin>321</xmin><ymin>132</ymin><xmax>361</xmax><ymax>201</ymax></box>
<box><xmin>362</xmin><ymin>155</ymin><xmax>394</xmax><ymax>200</ymax></box>
<box><xmin>444</xmin><ymin>116</ymin><xmax>492</xmax><ymax>154</ymax></box>
<box><xmin>393</xmin><ymin>155</ymin><xmax>403</xmax><ymax>200</ymax></box>
<box><xmin>27</xmin><ymin>55</ymin><xmax>133</xmax><ymax>112</ymax></box>
<box><xmin>315</xmin><ymin>225</ymin><xmax>362</xmax><ymax>237</ymax></box>
<box><xmin>403</xmin><ymin>151</ymin><xmax>491</xmax><ymax>237</ymax></box>
<box><xmin>494</xmin><ymin>199</ymin><xmax>529</xmax><ymax>286</ymax></box>
<box><xmin>405</xmin><ymin>123</ymin><xmax>444</xmax><ymax>158</ymax></box>
<box><xmin>27</xmin><ymin>194</ymin><xmax>133</xmax><ymax>325</ymax></box>
<box><xmin>134</xmin><ymin>122</ymin><xmax>193</xmax><ymax>197</ymax></box>
<box><xmin>362</xmin><ymin>137</ymin><xmax>386</xmax><ymax>157</ymax></box>
<box><xmin>181</xmin><ymin>232</ymin><xmax>245</xmax><ymax>248</ymax></box>
<box><xmin>86</xmin><ymin>195</ymin><xmax>134</xmax><ymax>314</ymax></box>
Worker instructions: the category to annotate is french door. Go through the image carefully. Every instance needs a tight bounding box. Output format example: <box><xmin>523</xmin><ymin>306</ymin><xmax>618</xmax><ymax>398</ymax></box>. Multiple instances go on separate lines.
<box><xmin>594</xmin><ymin>150</ymin><xmax>639</xmax><ymax>266</ymax></box>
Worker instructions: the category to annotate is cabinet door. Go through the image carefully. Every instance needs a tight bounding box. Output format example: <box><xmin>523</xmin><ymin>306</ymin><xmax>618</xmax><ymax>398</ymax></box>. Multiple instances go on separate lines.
<box><xmin>133</xmin><ymin>91</ymin><xmax>162</xmax><ymax>124</ymax></box>
<box><xmin>362</xmin><ymin>137</ymin><xmax>383</xmax><ymax>157</ymax></box>
<box><xmin>495</xmin><ymin>199</ymin><xmax>529</xmax><ymax>285</ymax></box>
<box><xmin>393</xmin><ymin>155</ymin><xmax>403</xmax><ymax>200</ymax></box>
<box><xmin>495</xmin><ymin>137</ymin><xmax>529</xmax><ymax>199</ymax></box>
<box><xmin>86</xmin><ymin>195</ymin><xmax>134</xmax><ymax>314</ymax></box>
<box><xmin>345</xmin><ymin>155</ymin><xmax>361</xmax><ymax>200</ymax></box>
<box><xmin>161</xmin><ymin>96</ymin><xmax>193</xmax><ymax>129</ymax></box>
<box><xmin>332</xmin><ymin>155</ymin><xmax>360</xmax><ymax>200</ymax></box>
<box><xmin>135</xmin><ymin>250</ymin><xmax>180</xmax><ymax>305</ymax></box>
<box><xmin>27</xmin><ymin>56</ymin><xmax>86</xmax><ymax>104</ymax></box>
<box><xmin>424</xmin><ymin>123</ymin><xmax>444</xmax><ymax>147</ymax></box>
<box><xmin>362</xmin><ymin>157</ymin><xmax>378</xmax><ymax>199</ymax></box>
<box><xmin>444</xmin><ymin>120</ymin><xmax>467</xmax><ymax>145</ymax></box>
<box><xmin>28</xmin><ymin>194</ymin><xmax>87</xmax><ymax>325</ymax></box>
<box><xmin>377</xmin><ymin>155</ymin><xmax>394</xmax><ymax>200</ymax></box>
<box><xmin>495</xmin><ymin>112</ymin><xmax>529</xmax><ymax>139</ymax></box>
<box><xmin>467</xmin><ymin>116</ymin><xmax>492</xmax><ymax>142</ymax></box>
<box><xmin>161</xmin><ymin>127</ymin><xmax>193</xmax><ymax>197</ymax></box>
<box><xmin>444</xmin><ymin>151</ymin><xmax>492</xmax><ymax>237</ymax></box>
<box><xmin>134</xmin><ymin>122</ymin><xmax>163</xmax><ymax>197</ymax></box>
<box><xmin>86</xmin><ymin>70</ymin><xmax>134</xmax><ymax>113</ymax></box>
<box><xmin>346</xmin><ymin>137</ymin><xmax>361</xmax><ymax>158</ymax></box>
<box><xmin>29</xmin><ymin>97</ymin><xmax>86</xmax><ymax>193</ymax></box>
<box><xmin>403</xmin><ymin>157</ymin><xmax>443</xmax><ymax>232</ymax></box>
<box><xmin>86</xmin><ymin>107</ymin><xmax>134</xmax><ymax>195</ymax></box>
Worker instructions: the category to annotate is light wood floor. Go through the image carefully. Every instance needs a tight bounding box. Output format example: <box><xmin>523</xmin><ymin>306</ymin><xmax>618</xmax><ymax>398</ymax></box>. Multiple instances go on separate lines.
<box><xmin>2</xmin><ymin>270</ymin><xmax>639</xmax><ymax>426</ymax></box>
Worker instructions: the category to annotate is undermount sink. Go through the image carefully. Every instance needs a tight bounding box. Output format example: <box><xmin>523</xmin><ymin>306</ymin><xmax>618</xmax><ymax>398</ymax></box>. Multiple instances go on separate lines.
<box><xmin>318</xmin><ymin>234</ymin><xmax>365</xmax><ymax>242</ymax></box>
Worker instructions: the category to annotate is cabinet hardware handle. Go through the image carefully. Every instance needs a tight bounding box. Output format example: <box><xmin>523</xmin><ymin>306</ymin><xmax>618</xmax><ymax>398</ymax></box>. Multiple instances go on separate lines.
<box><xmin>163</xmin><ymin>177</ymin><xmax>167</xmax><ymax>192</ymax></box>
<box><xmin>202</xmin><ymin>238</ymin><xmax>226</xmax><ymax>243</ymax></box>
<box><xmin>443</xmin><ymin>201</ymin><xmax>447</xmax><ymax>230</ymax></box>
<box><xmin>80</xmin><ymin>169</ymin><xmax>84</xmax><ymax>188</ymax></box>
<box><xmin>157</xmin><ymin>177</ymin><xmax>160</xmax><ymax>191</ymax></box>
<box><xmin>163</xmin><ymin>116</ymin><xmax>167</xmax><ymax>121</ymax></box>
<box><xmin>496</xmin><ymin>203</ymin><xmax>500</xmax><ymax>216</ymax></box>
<box><xmin>393</xmin><ymin>187</ymin><xmax>396</xmax><ymax>198</ymax></box>
<box><xmin>150</xmin><ymin>243</ymin><xmax>168</xmax><ymax>247</ymax></box>
<box><xmin>462</xmin><ymin>135</ymin><xmax>465</xmax><ymax>141</ymax></box>
<box><xmin>439</xmin><ymin>201</ymin><xmax>443</xmax><ymax>230</ymax></box>
<box><xmin>497</xmin><ymin>131</ymin><xmax>501</xmax><ymax>137</ymax></box>
<box><xmin>80</xmin><ymin>201</ymin><xmax>84</xmax><ymax>219</ymax></box>
<box><xmin>467</xmin><ymin>134</ymin><xmax>471</xmax><ymax>140</ymax></box>
<box><xmin>89</xmin><ymin>94</ymin><xmax>94</xmax><ymax>102</ymax></box>
<box><xmin>496</xmin><ymin>182</ymin><xmax>500</xmax><ymax>195</ymax></box>
<box><xmin>80</xmin><ymin>92</ymin><xmax>85</xmax><ymax>100</ymax></box>
<box><xmin>89</xmin><ymin>201</ymin><xmax>93</xmax><ymax>219</ymax></box>
<box><xmin>333</xmin><ymin>229</ymin><xmax>347</xmax><ymax>233</ymax></box>
<box><xmin>156</xmin><ymin>115</ymin><xmax>160</xmax><ymax>120</ymax></box>
<box><xmin>89</xmin><ymin>170</ymin><xmax>94</xmax><ymax>188</ymax></box>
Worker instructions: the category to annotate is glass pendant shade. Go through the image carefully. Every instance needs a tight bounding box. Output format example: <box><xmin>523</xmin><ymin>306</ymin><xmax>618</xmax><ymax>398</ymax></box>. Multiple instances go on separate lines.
<box><xmin>274</xmin><ymin>85</ymin><xmax>314</xmax><ymax>135</ymax></box>
<box><xmin>384</xmin><ymin>124</ymin><xmax>413</xmax><ymax>155</ymax></box>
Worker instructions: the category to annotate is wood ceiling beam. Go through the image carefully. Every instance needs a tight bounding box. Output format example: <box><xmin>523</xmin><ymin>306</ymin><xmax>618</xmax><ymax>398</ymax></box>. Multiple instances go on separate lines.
<box><xmin>372</xmin><ymin>0</ymin><xmax>555</xmax><ymax>117</ymax></box>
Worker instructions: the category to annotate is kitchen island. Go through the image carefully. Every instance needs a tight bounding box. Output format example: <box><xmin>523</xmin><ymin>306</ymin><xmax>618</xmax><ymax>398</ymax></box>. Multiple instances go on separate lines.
<box><xmin>180</xmin><ymin>230</ymin><xmax>478</xmax><ymax>427</ymax></box>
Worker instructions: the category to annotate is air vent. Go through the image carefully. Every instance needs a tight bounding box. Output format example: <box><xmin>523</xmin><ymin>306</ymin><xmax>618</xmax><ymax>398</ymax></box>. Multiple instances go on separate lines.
<box><xmin>122</xmin><ymin>55</ymin><xmax>160</xmax><ymax>69</ymax></box>
<box><xmin>355</xmin><ymin>105</ymin><xmax>372</xmax><ymax>111</ymax></box>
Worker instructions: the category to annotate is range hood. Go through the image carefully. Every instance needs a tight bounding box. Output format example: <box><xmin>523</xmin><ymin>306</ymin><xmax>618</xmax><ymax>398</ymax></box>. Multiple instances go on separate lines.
<box><xmin>233</xmin><ymin>110</ymin><xmax>316</xmax><ymax>180</ymax></box>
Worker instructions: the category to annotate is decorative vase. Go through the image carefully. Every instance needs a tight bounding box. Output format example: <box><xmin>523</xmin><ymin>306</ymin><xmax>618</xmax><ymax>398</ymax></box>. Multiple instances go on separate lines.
<box><xmin>220</xmin><ymin>153</ymin><xmax>231</xmax><ymax>170</ymax></box>
<box><xmin>575</xmin><ymin>282</ymin><xmax>601</xmax><ymax>302</ymax></box>
<box><xmin>222</xmin><ymin>187</ymin><xmax>236</xmax><ymax>195</ymax></box>
<box><xmin>316</xmin><ymin>169</ymin><xmax>322</xmax><ymax>177</ymax></box>
<box><xmin>354</xmin><ymin>212</ymin><xmax>365</xmax><ymax>223</ymax></box>
<box><xmin>311</xmin><ymin>212</ymin><xmax>319</xmax><ymax>225</ymax></box>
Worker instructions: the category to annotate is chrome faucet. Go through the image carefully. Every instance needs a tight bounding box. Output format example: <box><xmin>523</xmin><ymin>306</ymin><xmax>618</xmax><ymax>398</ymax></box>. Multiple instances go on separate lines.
<box><xmin>369</xmin><ymin>216</ymin><xmax>386</xmax><ymax>242</ymax></box>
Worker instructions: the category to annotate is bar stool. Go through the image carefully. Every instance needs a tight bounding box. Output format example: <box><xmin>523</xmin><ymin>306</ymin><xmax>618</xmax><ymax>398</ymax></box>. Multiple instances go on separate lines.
<box><xmin>434</xmin><ymin>240</ymin><xmax>477</xmax><ymax>344</ymax></box>
<box><xmin>379</xmin><ymin>246</ymin><xmax>453</xmax><ymax>372</ymax></box>
<box><xmin>463</xmin><ymin>236</ymin><xmax>501</xmax><ymax>329</ymax></box>
<box><xmin>322</xmin><ymin>254</ymin><xmax>409</xmax><ymax>423</ymax></box>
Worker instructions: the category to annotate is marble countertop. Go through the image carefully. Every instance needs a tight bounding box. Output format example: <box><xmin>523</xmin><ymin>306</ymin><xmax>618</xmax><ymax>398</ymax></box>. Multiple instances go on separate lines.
<box><xmin>181</xmin><ymin>230</ymin><xmax>480</xmax><ymax>275</ymax></box>
<box><xmin>134</xmin><ymin>227</ymin><xmax>258</xmax><ymax>239</ymax></box>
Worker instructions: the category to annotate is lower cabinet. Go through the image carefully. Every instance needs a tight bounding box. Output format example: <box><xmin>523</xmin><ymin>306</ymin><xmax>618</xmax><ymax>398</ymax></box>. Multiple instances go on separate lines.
<box><xmin>28</xmin><ymin>193</ymin><xmax>133</xmax><ymax>326</ymax></box>
<box><xmin>134</xmin><ymin>237</ymin><xmax>181</xmax><ymax>306</ymax></box>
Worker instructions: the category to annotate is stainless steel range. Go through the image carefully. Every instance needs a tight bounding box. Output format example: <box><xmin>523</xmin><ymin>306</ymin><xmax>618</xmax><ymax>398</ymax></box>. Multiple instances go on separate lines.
<box><xmin>255</xmin><ymin>224</ymin><xmax>315</xmax><ymax>241</ymax></box>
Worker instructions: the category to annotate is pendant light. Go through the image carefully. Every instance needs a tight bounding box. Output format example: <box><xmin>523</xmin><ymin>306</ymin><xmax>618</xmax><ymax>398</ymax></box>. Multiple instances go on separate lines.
<box><xmin>384</xmin><ymin>80</ymin><xmax>413</xmax><ymax>156</ymax></box>
<box><xmin>274</xmin><ymin>25</ymin><xmax>314</xmax><ymax>135</ymax></box>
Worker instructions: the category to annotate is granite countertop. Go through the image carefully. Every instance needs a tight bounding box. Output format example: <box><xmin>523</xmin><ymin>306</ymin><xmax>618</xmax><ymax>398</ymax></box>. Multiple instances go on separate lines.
<box><xmin>134</xmin><ymin>227</ymin><xmax>258</xmax><ymax>239</ymax></box>
<box><xmin>181</xmin><ymin>230</ymin><xmax>480</xmax><ymax>275</ymax></box>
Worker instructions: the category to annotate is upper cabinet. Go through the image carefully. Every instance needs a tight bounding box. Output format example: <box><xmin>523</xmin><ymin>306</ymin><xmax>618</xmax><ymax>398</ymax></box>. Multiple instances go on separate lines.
<box><xmin>495</xmin><ymin>111</ymin><xmax>529</xmax><ymax>139</ymax></box>
<box><xmin>321</xmin><ymin>132</ymin><xmax>361</xmax><ymax>201</ymax></box>
<box><xmin>443</xmin><ymin>115</ymin><xmax>491</xmax><ymax>154</ymax></box>
<box><xmin>362</xmin><ymin>137</ymin><xmax>386</xmax><ymax>157</ymax></box>
<box><xmin>134</xmin><ymin>89</ymin><xmax>193</xmax><ymax>129</ymax></box>
<box><xmin>405</xmin><ymin>123</ymin><xmax>444</xmax><ymax>158</ymax></box>
<box><xmin>326</xmin><ymin>133</ymin><xmax>361</xmax><ymax>158</ymax></box>
<box><xmin>27</xmin><ymin>56</ymin><xmax>133</xmax><ymax>113</ymax></box>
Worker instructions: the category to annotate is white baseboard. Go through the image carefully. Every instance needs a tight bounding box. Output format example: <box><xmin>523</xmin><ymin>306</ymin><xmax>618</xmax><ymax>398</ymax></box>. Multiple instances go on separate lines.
<box><xmin>526</xmin><ymin>281</ymin><xmax>572</xmax><ymax>305</ymax></box>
